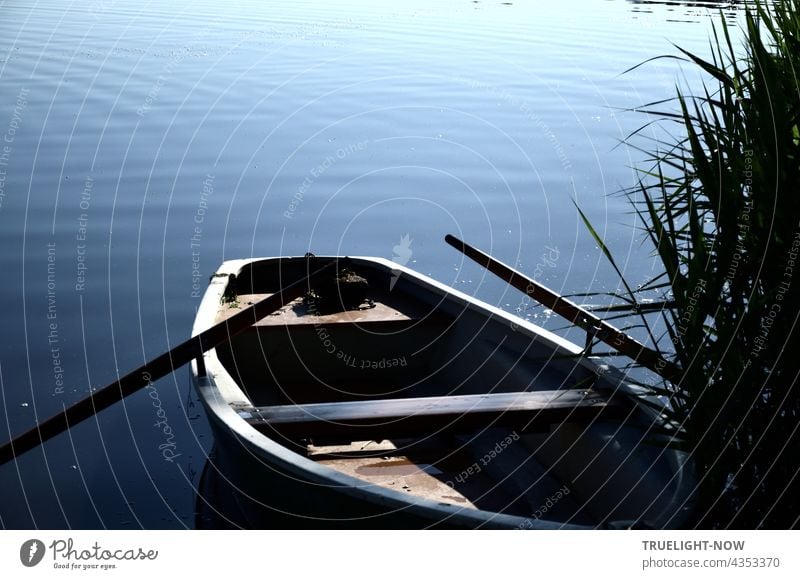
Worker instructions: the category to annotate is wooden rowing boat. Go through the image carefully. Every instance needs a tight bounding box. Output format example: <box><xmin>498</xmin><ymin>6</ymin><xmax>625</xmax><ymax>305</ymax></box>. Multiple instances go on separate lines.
<box><xmin>191</xmin><ymin>255</ymin><xmax>694</xmax><ymax>529</ymax></box>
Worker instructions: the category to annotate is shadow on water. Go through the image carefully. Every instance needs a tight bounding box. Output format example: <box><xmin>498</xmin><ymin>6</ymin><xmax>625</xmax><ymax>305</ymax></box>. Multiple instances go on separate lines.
<box><xmin>194</xmin><ymin>450</ymin><xmax>248</xmax><ymax>530</ymax></box>
<box><xmin>195</xmin><ymin>447</ymin><xmax>338</xmax><ymax>530</ymax></box>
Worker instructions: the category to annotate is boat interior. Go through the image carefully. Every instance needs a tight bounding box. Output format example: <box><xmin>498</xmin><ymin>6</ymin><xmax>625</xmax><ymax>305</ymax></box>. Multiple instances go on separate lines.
<box><xmin>208</xmin><ymin>257</ymin><xmax>685</xmax><ymax>527</ymax></box>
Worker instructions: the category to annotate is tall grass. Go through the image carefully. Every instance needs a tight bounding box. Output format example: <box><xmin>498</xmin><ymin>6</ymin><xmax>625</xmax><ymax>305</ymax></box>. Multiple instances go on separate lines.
<box><xmin>606</xmin><ymin>1</ymin><xmax>799</xmax><ymax>528</ymax></box>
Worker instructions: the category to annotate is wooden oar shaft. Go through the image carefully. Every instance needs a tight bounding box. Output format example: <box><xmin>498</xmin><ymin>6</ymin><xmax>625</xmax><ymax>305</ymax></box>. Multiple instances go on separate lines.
<box><xmin>0</xmin><ymin>260</ymin><xmax>334</xmax><ymax>466</ymax></box>
<box><xmin>445</xmin><ymin>234</ymin><xmax>681</xmax><ymax>381</ymax></box>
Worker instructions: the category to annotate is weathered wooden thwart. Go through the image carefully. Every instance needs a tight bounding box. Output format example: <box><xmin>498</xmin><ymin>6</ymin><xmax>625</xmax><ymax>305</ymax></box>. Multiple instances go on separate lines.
<box><xmin>240</xmin><ymin>389</ymin><xmax>624</xmax><ymax>439</ymax></box>
<box><xmin>189</xmin><ymin>248</ymin><xmax>694</xmax><ymax>529</ymax></box>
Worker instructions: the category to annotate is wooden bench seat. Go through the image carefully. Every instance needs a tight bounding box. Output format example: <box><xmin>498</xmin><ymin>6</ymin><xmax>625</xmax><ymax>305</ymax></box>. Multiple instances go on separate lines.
<box><xmin>236</xmin><ymin>389</ymin><xmax>627</xmax><ymax>440</ymax></box>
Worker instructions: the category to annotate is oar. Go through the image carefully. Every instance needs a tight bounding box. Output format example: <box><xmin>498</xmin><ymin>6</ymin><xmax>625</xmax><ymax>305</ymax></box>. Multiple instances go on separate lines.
<box><xmin>0</xmin><ymin>260</ymin><xmax>335</xmax><ymax>465</ymax></box>
<box><xmin>445</xmin><ymin>234</ymin><xmax>682</xmax><ymax>381</ymax></box>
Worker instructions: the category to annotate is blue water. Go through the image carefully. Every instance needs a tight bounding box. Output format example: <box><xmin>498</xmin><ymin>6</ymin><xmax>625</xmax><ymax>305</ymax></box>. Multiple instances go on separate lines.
<box><xmin>0</xmin><ymin>0</ymin><xmax>745</xmax><ymax>528</ymax></box>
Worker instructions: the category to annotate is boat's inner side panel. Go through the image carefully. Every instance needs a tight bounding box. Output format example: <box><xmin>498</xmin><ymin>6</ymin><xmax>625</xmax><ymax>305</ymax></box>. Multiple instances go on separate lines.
<box><xmin>217</xmin><ymin>257</ymin><xmax>592</xmax><ymax>406</ymax></box>
<box><xmin>210</xmin><ymin>258</ymin><xmax>685</xmax><ymax>526</ymax></box>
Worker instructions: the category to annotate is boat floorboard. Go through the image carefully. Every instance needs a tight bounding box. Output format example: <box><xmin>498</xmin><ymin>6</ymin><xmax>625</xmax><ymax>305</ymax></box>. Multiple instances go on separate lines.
<box><xmin>307</xmin><ymin>438</ymin><xmax>530</xmax><ymax>513</ymax></box>
<box><xmin>318</xmin><ymin>456</ymin><xmax>477</xmax><ymax>509</ymax></box>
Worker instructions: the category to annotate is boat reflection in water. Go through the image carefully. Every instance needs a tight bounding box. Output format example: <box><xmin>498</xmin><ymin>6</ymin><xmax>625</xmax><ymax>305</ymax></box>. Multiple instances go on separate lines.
<box><xmin>195</xmin><ymin>447</ymin><xmax>308</xmax><ymax>530</ymax></box>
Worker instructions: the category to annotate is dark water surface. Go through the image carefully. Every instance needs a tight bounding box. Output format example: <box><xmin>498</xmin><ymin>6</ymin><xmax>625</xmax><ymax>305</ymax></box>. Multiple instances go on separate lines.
<box><xmin>0</xmin><ymin>0</ymin><xmax>745</xmax><ymax>528</ymax></box>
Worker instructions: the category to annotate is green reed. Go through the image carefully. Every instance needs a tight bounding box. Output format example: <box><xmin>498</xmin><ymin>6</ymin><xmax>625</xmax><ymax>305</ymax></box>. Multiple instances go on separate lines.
<box><xmin>596</xmin><ymin>0</ymin><xmax>799</xmax><ymax>528</ymax></box>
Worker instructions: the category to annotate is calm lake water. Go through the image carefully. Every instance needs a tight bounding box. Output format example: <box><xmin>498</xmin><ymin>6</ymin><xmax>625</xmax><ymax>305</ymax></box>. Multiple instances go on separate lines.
<box><xmin>0</xmin><ymin>0</ymin><xmax>746</xmax><ymax>528</ymax></box>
